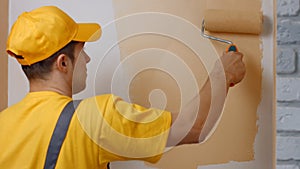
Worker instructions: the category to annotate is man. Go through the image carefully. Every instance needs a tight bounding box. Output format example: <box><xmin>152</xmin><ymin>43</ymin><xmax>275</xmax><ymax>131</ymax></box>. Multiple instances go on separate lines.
<box><xmin>0</xmin><ymin>6</ymin><xmax>245</xmax><ymax>169</ymax></box>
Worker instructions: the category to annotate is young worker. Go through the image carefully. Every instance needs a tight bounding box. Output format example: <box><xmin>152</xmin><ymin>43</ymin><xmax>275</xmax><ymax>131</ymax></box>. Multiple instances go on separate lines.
<box><xmin>0</xmin><ymin>6</ymin><xmax>245</xmax><ymax>169</ymax></box>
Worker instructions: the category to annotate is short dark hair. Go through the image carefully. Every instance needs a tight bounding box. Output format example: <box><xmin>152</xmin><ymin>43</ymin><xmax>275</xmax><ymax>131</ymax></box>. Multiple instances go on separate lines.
<box><xmin>21</xmin><ymin>41</ymin><xmax>79</xmax><ymax>80</ymax></box>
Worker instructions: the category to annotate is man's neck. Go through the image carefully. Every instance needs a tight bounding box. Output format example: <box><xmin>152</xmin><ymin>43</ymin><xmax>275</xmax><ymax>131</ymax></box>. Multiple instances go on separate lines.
<box><xmin>29</xmin><ymin>77</ymin><xmax>72</xmax><ymax>97</ymax></box>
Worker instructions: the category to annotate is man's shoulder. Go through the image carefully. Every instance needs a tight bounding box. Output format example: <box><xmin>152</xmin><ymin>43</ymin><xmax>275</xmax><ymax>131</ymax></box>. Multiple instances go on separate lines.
<box><xmin>82</xmin><ymin>93</ymin><xmax>126</xmax><ymax>103</ymax></box>
<box><xmin>78</xmin><ymin>94</ymin><xmax>117</xmax><ymax>109</ymax></box>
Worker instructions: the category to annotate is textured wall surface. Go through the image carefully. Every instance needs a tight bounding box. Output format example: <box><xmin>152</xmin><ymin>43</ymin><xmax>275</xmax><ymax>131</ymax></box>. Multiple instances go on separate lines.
<box><xmin>277</xmin><ymin>0</ymin><xmax>300</xmax><ymax>168</ymax></box>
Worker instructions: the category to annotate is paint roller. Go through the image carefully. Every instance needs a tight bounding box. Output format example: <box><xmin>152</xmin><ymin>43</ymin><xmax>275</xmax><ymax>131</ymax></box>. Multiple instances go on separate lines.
<box><xmin>201</xmin><ymin>9</ymin><xmax>263</xmax><ymax>52</ymax></box>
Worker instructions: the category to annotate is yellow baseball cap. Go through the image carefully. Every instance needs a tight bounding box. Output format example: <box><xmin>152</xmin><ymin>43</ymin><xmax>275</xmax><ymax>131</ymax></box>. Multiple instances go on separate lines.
<box><xmin>6</xmin><ymin>6</ymin><xmax>102</xmax><ymax>65</ymax></box>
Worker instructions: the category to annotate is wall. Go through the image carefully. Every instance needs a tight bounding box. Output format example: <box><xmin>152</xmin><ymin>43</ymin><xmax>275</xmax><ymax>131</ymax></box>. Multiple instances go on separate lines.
<box><xmin>276</xmin><ymin>0</ymin><xmax>300</xmax><ymax>168</ymax></box>
<box><xmin>111</xmin><ymin>0</ymin><xmax>276</xmax><ymax>168</ymax></box>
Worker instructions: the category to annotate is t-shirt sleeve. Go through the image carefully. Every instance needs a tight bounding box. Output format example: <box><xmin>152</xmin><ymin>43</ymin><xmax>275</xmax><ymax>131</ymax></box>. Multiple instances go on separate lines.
<box><xmin>76</xmin><ymin>94</ymin><xmax>172</xmax><ymax>164</ymax></box>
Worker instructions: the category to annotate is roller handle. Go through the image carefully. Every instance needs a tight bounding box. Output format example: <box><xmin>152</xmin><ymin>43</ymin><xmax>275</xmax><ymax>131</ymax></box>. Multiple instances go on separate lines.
<box><xmin>226</xmin><ymin>44</ymin><xmax>238</xmax><ymax>87</ymax></box>
<box><xmin>226</xmin><ymin>44</ymin><xmax>238</xmax><ymax>52</ymax></box>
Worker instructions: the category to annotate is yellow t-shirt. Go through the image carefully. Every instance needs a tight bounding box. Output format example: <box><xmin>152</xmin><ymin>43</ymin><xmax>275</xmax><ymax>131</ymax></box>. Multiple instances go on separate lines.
<box><xmin>0</xmin><ymin>91</ymin><xmax>171</xmax><ymax>169</ymax></box>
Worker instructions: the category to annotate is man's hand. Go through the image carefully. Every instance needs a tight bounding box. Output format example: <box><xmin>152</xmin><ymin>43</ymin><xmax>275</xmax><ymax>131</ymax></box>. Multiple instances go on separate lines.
<box><xmin>219</xmin><ymin>51</ymin><xmax>246</xmax><ymax>88</ymax></box>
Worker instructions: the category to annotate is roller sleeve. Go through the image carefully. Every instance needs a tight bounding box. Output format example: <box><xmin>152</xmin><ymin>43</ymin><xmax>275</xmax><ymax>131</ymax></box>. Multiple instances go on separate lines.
<box><xmin>204</xmin><ymin>9</ymin><xmax>263</xmax><ymax>35</ymax></box>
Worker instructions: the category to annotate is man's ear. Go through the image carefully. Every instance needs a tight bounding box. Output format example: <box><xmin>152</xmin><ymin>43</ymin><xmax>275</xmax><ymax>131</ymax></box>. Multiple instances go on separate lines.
<box><xmin>56</xmin><ymin>54</ymin><xmax>70</xmax><ymax>72</ymax></box>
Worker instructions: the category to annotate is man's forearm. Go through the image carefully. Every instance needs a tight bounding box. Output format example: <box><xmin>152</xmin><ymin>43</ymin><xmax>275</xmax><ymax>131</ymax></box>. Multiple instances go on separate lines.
<box><xmin>167</xmin><ymin>52</ymin><xmax>245</xmax><ymax>146</ymax></box>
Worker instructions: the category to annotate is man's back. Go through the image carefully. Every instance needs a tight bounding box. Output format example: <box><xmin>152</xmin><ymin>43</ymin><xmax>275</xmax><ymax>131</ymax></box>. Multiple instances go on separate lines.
<box><xmin>0</xmin><ymin>91</ymin><xmax>171</xmax><ymax>169</ymax></box>
<box><xmin>0</xmin><ymin>91</ymin><xmax>101</xmax><ymax>168</ymax></box>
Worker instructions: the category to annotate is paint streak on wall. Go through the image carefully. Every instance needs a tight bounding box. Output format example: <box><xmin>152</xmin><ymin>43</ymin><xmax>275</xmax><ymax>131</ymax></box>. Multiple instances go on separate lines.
<box><xmin>111</xmin><ymin>0</ymin><xmax>262</xmax><ymax>168</ymax></box>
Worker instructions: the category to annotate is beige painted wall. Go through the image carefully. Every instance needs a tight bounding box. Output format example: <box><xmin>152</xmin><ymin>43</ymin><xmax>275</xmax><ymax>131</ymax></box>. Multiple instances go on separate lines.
<box><xmin>0</xmin><ymin>0</ymin><xmax>8</xmax><ymax>111</ymax></box>
<box><xmin>111</xmin><ymin>0</ymin><xmax>275</xmax><ymax>168</ymax></box>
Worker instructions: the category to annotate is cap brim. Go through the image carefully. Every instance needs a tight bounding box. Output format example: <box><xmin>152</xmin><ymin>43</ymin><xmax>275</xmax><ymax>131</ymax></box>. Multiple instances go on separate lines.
<box><xmin>73</xmin><ymin>23</ymin><xmax>101</xmax><ymax>42</ymax></box>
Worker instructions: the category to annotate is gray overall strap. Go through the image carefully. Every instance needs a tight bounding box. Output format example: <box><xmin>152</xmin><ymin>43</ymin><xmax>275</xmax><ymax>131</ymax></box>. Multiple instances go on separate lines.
<box><xmin>44</xmin><ymin>100</ymin><xmax>81</xmax><ymax>169</ymax></box>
